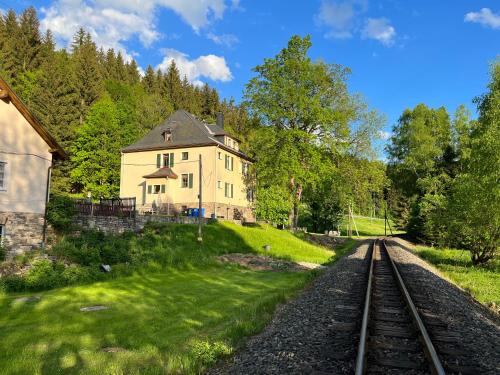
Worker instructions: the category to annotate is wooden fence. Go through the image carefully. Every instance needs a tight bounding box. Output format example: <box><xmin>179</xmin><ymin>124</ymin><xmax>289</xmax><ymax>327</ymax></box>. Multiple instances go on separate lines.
<box><xmin>73</xmin><ymin>197</ymin><xmax>136</xmax><ymax>217</ymax></box>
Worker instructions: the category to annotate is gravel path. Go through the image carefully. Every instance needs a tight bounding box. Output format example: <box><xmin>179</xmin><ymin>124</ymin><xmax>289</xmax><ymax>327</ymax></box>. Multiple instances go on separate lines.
<box><xmin>386</xmin><ymin>239</ymin><xmax>500</xmax><ymax>374</ymax></box>
<box><xmin>209</xmin><ymin>241</ymin><xmax>372</xmax><ymax>375</ymax></box>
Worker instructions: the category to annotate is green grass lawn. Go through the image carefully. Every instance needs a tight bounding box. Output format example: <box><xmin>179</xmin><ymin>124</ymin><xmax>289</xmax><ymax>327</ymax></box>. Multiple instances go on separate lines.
<box><xmin>413</xmin><ymin>246</ymin><xmax>499</xmax><ymax>307</ymax></box>
<box><xmin>340</xmin><ymin>216</ymin><xmax>404</xmax><ymax>237</ymax></box>
<box><xmin>0</xmin><ymin>222</ymin><xmax>357</xmax><ymax>374</ymax></box>
<box><xmin>221</xmin><ymin>222</ymin><xmax>335</xmax><ymax>264</ymax></box>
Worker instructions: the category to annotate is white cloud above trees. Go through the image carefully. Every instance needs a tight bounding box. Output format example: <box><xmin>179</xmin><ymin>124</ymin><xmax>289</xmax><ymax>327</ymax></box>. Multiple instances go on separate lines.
<box><xmin>361</xmin><ymin>18</ymin><xmax>396</xmax><ymax>46</ymax></box>
<box><xmin>465</xmin><ymin>8</ymin><xmax>500</xmax><ymax>30</ymax></box>
<box><xmin>40</xmin><ymin>0</ymin><xmax>235</xmax><ymax>58</ymax></box>
<box><xmin>157</xmin><ymin>49</ymin><xmax>233</xmax><ymax>83</ymax></box>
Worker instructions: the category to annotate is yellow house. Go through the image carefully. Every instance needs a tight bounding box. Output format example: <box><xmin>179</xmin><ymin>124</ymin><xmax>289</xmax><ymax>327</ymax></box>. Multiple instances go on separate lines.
<box><xmin>120</xmin><ymin>110</ymin><xmax>255</xmax><ymax>221</ymax></box>
<box><xmin>0</xmin><ymin>76</ymin><xmax>66</xmax><ymax>255</ymax></box>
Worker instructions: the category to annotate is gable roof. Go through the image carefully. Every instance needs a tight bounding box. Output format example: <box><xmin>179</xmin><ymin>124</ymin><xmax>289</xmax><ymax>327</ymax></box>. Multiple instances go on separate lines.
<box><xmin>122</xmin><ymin>109</ymin><xmax>252</xmax><ymax>161</ymax></box>
<box><xmin>0</xmin><ymin>76</ymin><xmax>67</xmax><ymax>159</ymax></box>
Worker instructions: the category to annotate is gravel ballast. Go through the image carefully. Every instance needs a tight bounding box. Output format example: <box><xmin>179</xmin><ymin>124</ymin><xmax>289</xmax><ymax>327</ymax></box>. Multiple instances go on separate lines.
<box><xmin>386</xmin><ymin>239</ymin><xmax>500</xmax><ymax>374</ymax></box>
<box><xmin>210</xmin><ymin>239</ymin><xmax>500</xmax><ymax>374</ymax></box>
<box><xmin>210</xmin><ymin>241</ymin><xmax>372</xmax><ymax>374</ymax></box>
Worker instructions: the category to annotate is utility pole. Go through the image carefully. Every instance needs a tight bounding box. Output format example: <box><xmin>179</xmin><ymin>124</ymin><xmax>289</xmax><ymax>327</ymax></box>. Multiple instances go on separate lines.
<box><xmin>197</xmin><ymin>154</ymin><xmax>203</xmax><ymax>242</ymax></box>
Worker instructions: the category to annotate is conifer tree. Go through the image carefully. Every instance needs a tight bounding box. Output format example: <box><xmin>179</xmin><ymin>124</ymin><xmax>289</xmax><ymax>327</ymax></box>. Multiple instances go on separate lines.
<box><xmin>142</xmin><ymin>65</ymin><xmax>157</xmax><ymax>93</ymax></box>
<box><xmin>126</xmin><ymin>60</ymin><xmax>140</xmax><ymax>85</ymax></box>
<box><xmin>163</xmin><ymin>61</ymin><xmax>183</xmax><ymax>109</ymax></box>
<box><xmin>72</xmin><ymin>29</ymin><xmax>104</xmax><ymax>124</ymax></box>
<box><xmin>0</xmin><ymin>10</ymin><xmax>20</xmax><ymax>82</ymax></box>
<box><xmin>18</xmin><ymin>7</ymin><xmax>42</xmax><ymax>72</ymax></box>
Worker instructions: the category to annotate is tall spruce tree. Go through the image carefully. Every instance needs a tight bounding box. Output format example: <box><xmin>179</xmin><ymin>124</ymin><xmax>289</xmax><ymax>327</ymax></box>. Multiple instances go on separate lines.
<box><xmin>71</xmin><ymin>29</ymin><xmax>104</xmax><ymax>124</ymax></box>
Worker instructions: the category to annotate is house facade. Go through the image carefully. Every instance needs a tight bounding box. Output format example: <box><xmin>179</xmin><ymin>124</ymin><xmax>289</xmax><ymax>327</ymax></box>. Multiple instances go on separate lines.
<box><xmin>120</xmin><ymin>110</ymin><xmax>255</xmax><ymax>221</ymax></box>
<box><xmin>0</xmin><ymin>77</ymin><xmax>65</xmax><ymax>255</ymax></box>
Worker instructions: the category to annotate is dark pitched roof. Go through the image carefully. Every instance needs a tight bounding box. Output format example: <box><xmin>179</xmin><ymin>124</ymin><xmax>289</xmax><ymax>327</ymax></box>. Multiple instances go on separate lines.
<box><xmin>122</xmin><ymin>110</ymin><xmax>251</xmax><ymax>161</ymax></box>
<box><xmin>143</xmin><ymin>167</ymin><xmax>178</xmax><ymax>179</ymax></box>
<box><xmin>0</xmin><ymin>76</ymin><xmax>67</xmax><ymax>159</ymax></box>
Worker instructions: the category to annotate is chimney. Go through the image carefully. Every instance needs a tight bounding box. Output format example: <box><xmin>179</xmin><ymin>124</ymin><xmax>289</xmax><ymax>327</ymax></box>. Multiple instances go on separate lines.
<box><xmin>216</xmin><ymin>112</ymin><xmax>224</xmax><ymax>129</ymax></box>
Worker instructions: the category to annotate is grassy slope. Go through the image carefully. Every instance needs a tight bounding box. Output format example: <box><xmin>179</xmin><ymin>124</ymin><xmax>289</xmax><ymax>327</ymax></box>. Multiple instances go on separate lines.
<box><xmin>414</xmin><ymin>246</ymin><xmax>499</xmax><ymax>306</ymax></box>
<box><xmin>0</xmin><ymin>222</ymin><xmax>356</xmax><ymax>374</ymax></box>
<box><xmin>341</xmin><ymin>216</ymin><xmax>404</xmax><ymax>237</ymax></box>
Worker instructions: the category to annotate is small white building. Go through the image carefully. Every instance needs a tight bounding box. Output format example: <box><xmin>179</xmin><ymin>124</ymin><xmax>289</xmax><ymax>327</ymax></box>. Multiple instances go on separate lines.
<box><xmin>0</xmin><ymin>76</ymin><xmax>66</xmax><ymax>256</ymax></box>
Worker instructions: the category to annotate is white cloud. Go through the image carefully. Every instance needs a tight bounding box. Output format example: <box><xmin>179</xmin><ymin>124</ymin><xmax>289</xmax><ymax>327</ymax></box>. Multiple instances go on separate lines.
<box><xmin>207</xmin><ymin>32</ymin><xmax>239</xmax><ymax>47</ymax></box>
<box><xmin>40</xmin><ymin>0</ymin><xmax>234</xmax><ymax>59</ymax></box>
<box><xmin>157</xmin><ymin>48</ymin><xmax>233</xmax><ymax>83</ymax></box>
<box><xmin>315</xmin><ymin>0</ymin><xmax>367</xmax><ymax>39</ymax></box>
<box><xmin>465</xmin><ymin>8</ymin><xmax>500</xmax><ymax>30</ymax></box>
<box><xmin>378</xmin><ymin>130</ymin><xmax>392</xmax><ymax>140</ymax></box>
<box><xmin>361</xmin><ymin>17</ymin><xmax>396</xmax><ymax>46</ymax></box>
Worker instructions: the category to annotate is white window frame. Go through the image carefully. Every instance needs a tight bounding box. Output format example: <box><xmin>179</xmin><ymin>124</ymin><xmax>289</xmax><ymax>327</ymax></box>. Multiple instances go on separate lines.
<box><xmin>181</xmin><ymin>174</ymin><xmax>189</xmax><ymax>188</ymax></box>
<box><xmin>181</xmin><ymin>152</ymin><xmax>189</xmax><ymax>160</ymax></box>
<box><xmin>217</xmin><ymin>180</ymin><xmax>222</xmax><ymax>189</ymax></box>
<box><xmin>0</xmin><ymin>161</ymin><xmax>6</xmax><ymax>191</ymax></box>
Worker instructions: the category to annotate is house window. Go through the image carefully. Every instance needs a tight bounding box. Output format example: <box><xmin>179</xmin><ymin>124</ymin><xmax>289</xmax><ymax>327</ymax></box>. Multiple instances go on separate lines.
<box><xmin>247</xmin><ymin>189</ymin><xmax>254</xmax><ymax>202</ymax></box>
<box><xmin>162</xmin><ymin>128</ymin><xmax>172</xmax><ymax>142</ymax></box>
<box><xmin>181</xmin><ymin>173</ymin><xmax>193</xmax><ymax>188</ymax></box>
<box><xmin>217</xmin><ymin>180</ymin><xmax>222</xmax><ymax>189</ymax></box>
<box><xmin>224</xmin><ymin>183</ymin><xmax>234</xmax><ymax>198</ymax></box>
<box><xmin>0</xmin><ymin>162</ymin><xmax>5</xmax><ymax>190</ymax></box>
<box><xmin>218</xmin><ymin>152</ymin><xmax>222</xmax><ymax>160</ymax></box>
<box><xmin>153</xmin><ymin>185</ymin><xmax>161</xmax><ymax>194</ymax></box>
<box><xmin>241</xmin><ymin>162</ymin><xmax>248</xmax><ymax>176</ymax></box>
<box><xmin>182</xmin><ymin>152</ymin><xmax>189</xmax><ymax>160</ymax></box>
<box><xmin>225</xmin><ymin>155</ymin><xmax>233</xmax><ymax>171</ymax></box>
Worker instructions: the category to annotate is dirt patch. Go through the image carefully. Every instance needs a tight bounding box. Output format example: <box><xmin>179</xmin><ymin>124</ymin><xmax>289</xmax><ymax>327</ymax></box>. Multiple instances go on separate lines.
<box><xmin>304</xmin><ymin>234</ymin><xmax>347</xmax><ymax>248</ymax></box>
<box><xmin>217</xmin><ymin>253</ymin><xmax>324</xmax><ymax>272</ymax></box>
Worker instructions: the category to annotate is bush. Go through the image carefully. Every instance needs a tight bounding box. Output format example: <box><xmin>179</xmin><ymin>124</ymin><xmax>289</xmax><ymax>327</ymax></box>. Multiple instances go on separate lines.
<box><xmin>61</xmin><ymin>265</ymin><xmax>95</xmax><ymax>285</ymax></box>
<box><xmin>46</xmin><ymin>194</ymin><xmax>76</xmax><ymax>233</ymax></box>
<box><xmin>1</xmin><ymin>274</ymin><xmax>27</xmax><ymax>293</ymax></box>
<box><xmin>24</xmin><ymin>260</ymin><xmax>62</xmax><ymax>291</ymax></box>
<box><xmin>0</xmin><ymin>244</ymin><xmax>6</xmax><ymax>262</ymax></box>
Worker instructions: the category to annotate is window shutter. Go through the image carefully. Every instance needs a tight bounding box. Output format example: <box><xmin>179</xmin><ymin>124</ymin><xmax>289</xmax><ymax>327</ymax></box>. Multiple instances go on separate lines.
<box><xmin>188</xmin><ymin>173</ymin><xmax>193</xmax><ymax>188</ymax></box>
<box><xmin>161</xmin><ymin>185</ymin><xmax>165</xmax><ymax>193</ymax></box>
<box><xmin>231</xmin><ymin>157</ymin><xmax>234</xmax><ymax>171</ymax></box>
<box><xmin>224</xmin><ymin>183</ymin><xmax>228</xmax><ymax>197</ymax></box>
<box><xmin>231</xmin><ymin>184</ymin><xmax>234</xmax><ymax>198</ymax></box>
<box><xmin>170</xmin><ymin>153</ymin><xmax>174</xmax><ymax>167</ymax></box>
<box><xmin>156</xmin><ymin>154</ymin><xmax>161</xmax><ymax>168</ymax></box>
<box><xmin>148</xmin><ymin>185</ymin><xmax>152</xmax><ymax>194</ymax></box>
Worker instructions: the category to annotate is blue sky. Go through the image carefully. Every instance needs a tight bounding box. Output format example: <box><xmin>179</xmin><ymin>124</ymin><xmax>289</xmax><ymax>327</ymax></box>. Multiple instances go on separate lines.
<box><xmin>5</xmin><ymin>0</ymin><xmax>500</xmax><ymax>148</ymax></box>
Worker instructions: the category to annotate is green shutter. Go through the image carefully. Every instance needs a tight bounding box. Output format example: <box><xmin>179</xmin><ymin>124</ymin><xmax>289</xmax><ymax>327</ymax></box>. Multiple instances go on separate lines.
<box><xmin>231</xmin><ymin>184</ymin><xmax>234</xmax><ymax>198</ymax></box>
<box><xmin>148</xmin><ymin>185</ymin><xmax>152</xmax><ymax>194</ymax></box>
<box><xmin>161</xmin><ymin>184</ymin><xmax>165</xmax><ymax>193</ymax></box>
<box><xmin>170</xmin><ymin>153</ymin><xmax>174</xmax><ymax>167</ymax></box>
<box><xmin>188</xmin><ymin>173</ymin><xmax>193</xmax><ymax>188</ymax></box>
<box><xmin>156</xmin><ymin>154</ymin><xmax>161</xmax><ymax>168</ymax></box>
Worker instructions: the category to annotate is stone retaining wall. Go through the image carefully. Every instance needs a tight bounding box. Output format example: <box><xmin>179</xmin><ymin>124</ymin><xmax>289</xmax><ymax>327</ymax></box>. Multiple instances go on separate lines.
<box><xmin>0</xmin><ymin>211</ymin><xmax>45</xmax><ymax>257</ymax></box>
<box><xmin>72</xmin><ymin>214</ymin><xmax>211</xmax><ymax>235</ymax></box>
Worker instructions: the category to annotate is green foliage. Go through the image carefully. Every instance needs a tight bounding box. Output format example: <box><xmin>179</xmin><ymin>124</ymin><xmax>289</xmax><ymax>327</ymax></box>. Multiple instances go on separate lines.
<box><xmin>46</xmin><ymin>194</ymin><xmax>76</xmax><ymax>232</ymax></box>
<box><xmin>0</xmin><ymin>244</ymin><xmax>5</xmax><ymax>262</ymax></box>
<box><xmin>189</xmin><ymin>340</ymin><xmax>231</xmax><ymax>367</ymax></box>
<box><xmin>70</xmin><ymin>95</ymin><xmax>122</xmax><ymax>196</ymax></box>
<box><xmin>245</xmin><ymin>35</ymin><xmax>384</xmax><ymax>228</ymax></box>
<box><xmin>255</xmin><ymin>185</ymin><xmax>292</xmax><ymax>225</ymax></box>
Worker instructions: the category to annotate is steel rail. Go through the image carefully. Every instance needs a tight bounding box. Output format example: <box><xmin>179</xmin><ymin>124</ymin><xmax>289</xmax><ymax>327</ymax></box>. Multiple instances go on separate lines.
<box><xmin>383</xmin><ymin>240</ymin><xmax>446</xmax><ymax>375</ymax></box>
<box><xmin>354</xmin><ymin>239</ymin><xmax>376</xmax><ymax>375</ymax></box>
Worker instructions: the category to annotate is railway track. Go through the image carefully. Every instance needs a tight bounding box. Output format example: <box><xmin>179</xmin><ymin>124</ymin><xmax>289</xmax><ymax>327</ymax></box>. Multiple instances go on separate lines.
<box><xmin>355</xmin><ymin>239</ymin><xmax>445</xmax><ymax>374</ymax></box>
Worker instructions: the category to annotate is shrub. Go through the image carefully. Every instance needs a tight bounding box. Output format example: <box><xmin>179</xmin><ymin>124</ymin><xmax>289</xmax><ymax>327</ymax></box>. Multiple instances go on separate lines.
<box><xmin>61</xmin><ymin>265</ymin><xmax>94</xmax><ymax>285</ymax></box>
<box><xmin>1</xmin><ymin>275</ymin><xmax>26</xmax><ymax>293</ymax></box>
<box><xmin>24</xmin><ymin>260</ymin><xmax>61</xmax><ymax>291</ymax></box>
<box><xmin>46</xmin><ymin>194</ymin><xmax>77</xmax><ymax>233</ymax></box>
<box><xmin>189</xmin><ymin>340</ymin><xmax>231</xmax><ymax>367</ymax></box>
<box><xmin>0</xmin><ymin>244</ymin><xmax>6</xmax><ymax>262</ymax></box>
